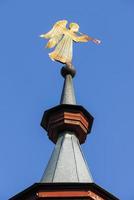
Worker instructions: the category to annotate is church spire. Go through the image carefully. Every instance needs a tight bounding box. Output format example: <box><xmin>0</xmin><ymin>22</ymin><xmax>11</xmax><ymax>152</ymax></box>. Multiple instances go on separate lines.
<box><xmin>40</xmin><ymin>65</ymin><xmax>93</xmax><ymax>183</ymax></box>
<box><xmin>9</xmin><ymin>69</ymin><xmax>119</xmax><ymax>200</ymax></box>
<box><xmin>10</xmin><ymin>21</ymin><xmax>119</xmax><ymax>200</ymax></box>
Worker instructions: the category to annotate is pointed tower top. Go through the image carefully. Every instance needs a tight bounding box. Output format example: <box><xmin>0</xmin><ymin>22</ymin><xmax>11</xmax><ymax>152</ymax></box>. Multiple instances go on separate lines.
<box><xmin>40</xmin><ymin>65</ymin><xmax>94</xmax><ymax>183</ymax></box>
<box><xmin>9</xmin><ymin>65</ymin><xmax>119</xmax><ymax>199</ymax></box>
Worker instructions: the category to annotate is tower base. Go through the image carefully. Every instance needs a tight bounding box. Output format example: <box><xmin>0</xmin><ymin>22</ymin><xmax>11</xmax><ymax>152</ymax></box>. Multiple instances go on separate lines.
<box><xmin>9</xmin><ymin>183</ymin><xmax>119</xmax><ymax>200</ymax></box>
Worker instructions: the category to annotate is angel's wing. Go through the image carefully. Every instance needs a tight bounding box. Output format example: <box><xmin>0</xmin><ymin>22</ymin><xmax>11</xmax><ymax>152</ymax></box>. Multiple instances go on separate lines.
<box><xmin>45</xmin><ymin>34</ymin><xmax>63</xmax><ymax>48</ymax></box>
<box><xmin>42</xmin><ymin>20</ymin><xmax>67</xmax><ymax>38</ymax></box>
<box><xmin>40</xmin><ymin>20</ymin><xmax>68</xmax><ymax>48</ymax></box>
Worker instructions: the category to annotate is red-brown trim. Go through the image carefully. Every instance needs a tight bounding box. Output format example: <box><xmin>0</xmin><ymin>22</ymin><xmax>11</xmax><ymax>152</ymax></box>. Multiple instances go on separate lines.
<box><xmin>47</xmin><ymin>111</ymin><xmax>91</xmax><ymax>144</ymax></box>
<box><xmin>36</xmin><ymin>190</ymin><xmax>105</xmax><ymax>199</ymax></box>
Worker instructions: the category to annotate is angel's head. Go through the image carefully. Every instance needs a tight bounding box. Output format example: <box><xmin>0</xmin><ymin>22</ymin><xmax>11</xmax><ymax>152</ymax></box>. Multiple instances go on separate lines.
<box><xmin>69</xmin><ymin>23</ymin><xmax>79</xmax><ymax>32</ymax></box>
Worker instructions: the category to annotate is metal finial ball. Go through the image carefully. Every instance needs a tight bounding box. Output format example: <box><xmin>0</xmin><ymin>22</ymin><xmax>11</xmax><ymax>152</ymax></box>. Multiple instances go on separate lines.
<box><xmin>61</xmin><ymin>65</ymin><xmax>76</xmax><ymax>78</ymax></box>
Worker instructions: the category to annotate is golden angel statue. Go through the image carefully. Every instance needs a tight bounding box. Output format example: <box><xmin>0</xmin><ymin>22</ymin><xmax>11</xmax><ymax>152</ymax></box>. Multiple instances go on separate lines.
<box><xmin>40</xmin><ymin>20</ymin><xmax>101</xmax><ymax>67</ymax></box>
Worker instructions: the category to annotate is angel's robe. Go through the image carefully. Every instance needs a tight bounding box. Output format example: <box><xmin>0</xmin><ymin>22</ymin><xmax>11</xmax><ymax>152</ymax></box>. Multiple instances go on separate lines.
<box><xmin>49</xmin><ymin>33</ymin><xmax>73</xmax><ymax>64</ymax></box>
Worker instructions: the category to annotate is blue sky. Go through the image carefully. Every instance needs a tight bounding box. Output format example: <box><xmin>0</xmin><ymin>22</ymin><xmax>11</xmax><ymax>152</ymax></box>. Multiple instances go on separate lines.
<box><xmin>0</xmin><ymin>0</ymin><xmax>134</xmax><ymax>199</ymax></box>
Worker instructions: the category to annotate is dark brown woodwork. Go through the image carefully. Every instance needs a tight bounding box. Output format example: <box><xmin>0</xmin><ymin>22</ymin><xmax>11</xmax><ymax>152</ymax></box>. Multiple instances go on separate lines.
<box><xmin>10</xmin><ymin>183</ymin><xmax>119</xmax><ymax>200</ymax></box>
<box><xmin>41</xmin><ymin>104</ymin><xmax>94</xmax><ymax>144</ymax></box>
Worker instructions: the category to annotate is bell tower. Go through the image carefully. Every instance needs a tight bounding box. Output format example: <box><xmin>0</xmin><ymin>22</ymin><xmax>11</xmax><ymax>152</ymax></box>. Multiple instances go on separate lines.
<box><xmin>10</xmin><ymin>65</ymin><xmax>119</xmax><ymax>200</ymax></box>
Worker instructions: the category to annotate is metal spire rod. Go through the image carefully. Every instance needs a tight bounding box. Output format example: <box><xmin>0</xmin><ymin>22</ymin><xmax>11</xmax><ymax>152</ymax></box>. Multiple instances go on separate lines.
<box><xmin>60</xmin><ymin>65</ymin><xmax>76</xmax><ymax>105</ymax></box>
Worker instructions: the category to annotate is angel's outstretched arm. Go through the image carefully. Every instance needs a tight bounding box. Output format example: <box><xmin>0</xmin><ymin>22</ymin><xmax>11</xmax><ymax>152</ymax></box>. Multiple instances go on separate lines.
<box><xmin>72</xmin><ymin>33</ymin><xmax>101</xmax><ymax>44</ymax></box>
<box><xmin>71</xmin><ymin>34</ymin><xmax>92</xmax><ymax>42</ymax></box>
